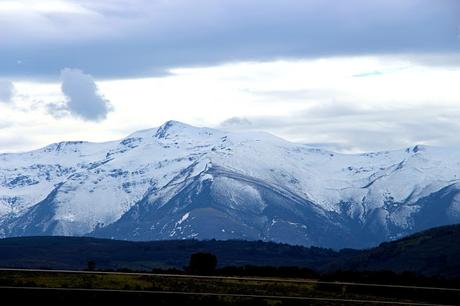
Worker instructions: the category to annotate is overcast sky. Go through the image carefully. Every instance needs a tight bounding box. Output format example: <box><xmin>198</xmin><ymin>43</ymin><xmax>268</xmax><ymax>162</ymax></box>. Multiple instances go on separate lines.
<box><xmin>0</xmin><ymin>0</ymin><xmax>459</xmax><ymax>152</ymax></box>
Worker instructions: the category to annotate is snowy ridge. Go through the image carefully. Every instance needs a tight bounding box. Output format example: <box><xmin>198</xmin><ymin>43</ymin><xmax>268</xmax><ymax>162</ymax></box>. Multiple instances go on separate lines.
<box><xmin>0</xmin><ymin>121</ymin><xmax>459</xmax><ymax>248</ymax></box>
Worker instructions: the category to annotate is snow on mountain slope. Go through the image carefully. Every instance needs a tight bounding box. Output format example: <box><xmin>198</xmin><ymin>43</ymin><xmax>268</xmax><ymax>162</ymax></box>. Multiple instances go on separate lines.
<box><xmin>1</xmin><ymin>120</ymin><xmax>459</xmax><ymax>248</ymax></box>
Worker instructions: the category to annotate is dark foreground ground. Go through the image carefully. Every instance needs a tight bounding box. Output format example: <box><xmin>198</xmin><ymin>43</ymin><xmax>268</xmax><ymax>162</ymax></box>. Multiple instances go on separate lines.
<box><xmin>0</xmin><ymin>269</ymin><xmax>459</xmax><ymax>305</ymax></box>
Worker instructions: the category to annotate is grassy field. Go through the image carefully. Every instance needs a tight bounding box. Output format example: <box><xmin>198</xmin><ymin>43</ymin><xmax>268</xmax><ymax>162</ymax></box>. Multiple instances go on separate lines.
<box><xmin>0</xmin><ymin>269</ymin><xmax>458</xmax><ymax>305</ymax></box>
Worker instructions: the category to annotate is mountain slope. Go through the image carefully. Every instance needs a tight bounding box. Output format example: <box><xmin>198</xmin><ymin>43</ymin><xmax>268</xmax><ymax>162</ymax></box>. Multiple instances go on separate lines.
<box><xmin>1</xmin><ymin>120</ymin><xmax>460</xmax><ymax>248</ymax></box>
<box><xmin>331</xmin><ymin>224</ymin><xmax>460</xmax><ymax>277</ymax></box>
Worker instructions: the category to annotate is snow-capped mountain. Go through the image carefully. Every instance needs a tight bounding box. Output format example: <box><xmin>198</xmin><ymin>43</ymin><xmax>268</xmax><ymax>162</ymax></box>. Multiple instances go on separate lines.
<box><xmin>1</xmin><ymin>120</ymin><xmax>459</xmax><ymax>248</ymax></box>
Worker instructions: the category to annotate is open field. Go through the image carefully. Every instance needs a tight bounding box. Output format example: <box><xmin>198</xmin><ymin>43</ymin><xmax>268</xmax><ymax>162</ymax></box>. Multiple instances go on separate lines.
<box><xmin>0</xmin><ymin>269</ymin><xmax>458</xmax><ymax>305</ymax></box>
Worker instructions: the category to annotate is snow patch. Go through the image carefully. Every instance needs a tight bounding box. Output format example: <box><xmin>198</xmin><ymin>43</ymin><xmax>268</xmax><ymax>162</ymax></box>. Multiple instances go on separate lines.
<box><xmin>177</xmin><ymin>212</ymin><xmax>190</xmax><ymax>225</ymax></box>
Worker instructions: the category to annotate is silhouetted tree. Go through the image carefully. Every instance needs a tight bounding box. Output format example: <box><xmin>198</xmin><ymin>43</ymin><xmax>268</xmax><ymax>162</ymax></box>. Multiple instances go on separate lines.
<box><xmin>187</xmin><ymin>252</ymin><xmax>217</xmax><ymax>275</ymax></box>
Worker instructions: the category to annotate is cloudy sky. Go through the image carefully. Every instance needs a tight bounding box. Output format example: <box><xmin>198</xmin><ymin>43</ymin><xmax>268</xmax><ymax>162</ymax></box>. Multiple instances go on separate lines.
<box><xmin>0</xmin><ymin>0</ymin><xmax>459</xmax><ymax>153</ymax></box>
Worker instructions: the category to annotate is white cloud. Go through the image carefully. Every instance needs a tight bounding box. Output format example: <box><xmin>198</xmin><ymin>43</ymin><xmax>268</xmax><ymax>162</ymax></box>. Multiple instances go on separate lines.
<box><xmin>0</xmin><ymin>80</ymin><xmax>15</xmax><ymax>103</ymax></box>
<box><xmin>0</xmin><ymin>0</ymin><xmax>92</xmax><ymax>14</ymax></box>
<box><xmin>218</xmin><ymin>104</ymin><xmax>460</xmax><ymax>153</ymax></box>
<box><xmin>1</xmin><ymin>56</ymin><xmax>460</xmax><ymax>153</ymax></box>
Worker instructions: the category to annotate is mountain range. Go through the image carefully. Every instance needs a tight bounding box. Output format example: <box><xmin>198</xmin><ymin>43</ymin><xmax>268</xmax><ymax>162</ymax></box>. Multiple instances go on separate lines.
<box><xmin>1</xmin><ymin>120</ymin><xmax>459</xmax><ymax>248</ymax></box>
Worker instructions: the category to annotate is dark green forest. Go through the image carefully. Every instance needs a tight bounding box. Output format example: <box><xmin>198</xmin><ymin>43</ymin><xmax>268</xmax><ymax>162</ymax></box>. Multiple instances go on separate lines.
<box><xmin>0</xmin><ymin>224</ymin><xmax>459</xmax><ymax>279</ymax></box>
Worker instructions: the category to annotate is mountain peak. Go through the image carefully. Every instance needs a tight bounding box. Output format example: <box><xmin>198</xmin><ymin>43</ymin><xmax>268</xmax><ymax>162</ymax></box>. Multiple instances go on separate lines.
<box><xmin>125</xmin><ymin>120</ymin><xmax>195</xmax><ymax>140</ymax></box>
<box><xmin>161</xmin><ymin>120</ymin><xmax>188</xmax><ymax>128</ymax></box>
<box><xmin>155</xmin><ymin>120</ymin><xmax>193</xmax><ymax>139</ymax></box>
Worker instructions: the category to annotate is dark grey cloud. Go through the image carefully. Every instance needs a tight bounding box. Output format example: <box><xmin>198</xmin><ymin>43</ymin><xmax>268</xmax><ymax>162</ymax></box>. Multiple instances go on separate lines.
<box><xmin>58</xmin><ymin>68</ymin><xmax>111</xmax><ymax>121</ymax></box>
<box><xmin>0</xmin><ymin>80</ymin><xmax>15</xmax><ymax>103</ymax></box>
<box><xmin>218</xmin><ymin>103</ymin><xmax>460</xmax><ymax>152</ymax></box>
<box><xmin>1</xmin><ymin>0</ymin><xmax>459</xmax><ymax>79</ymax></box>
